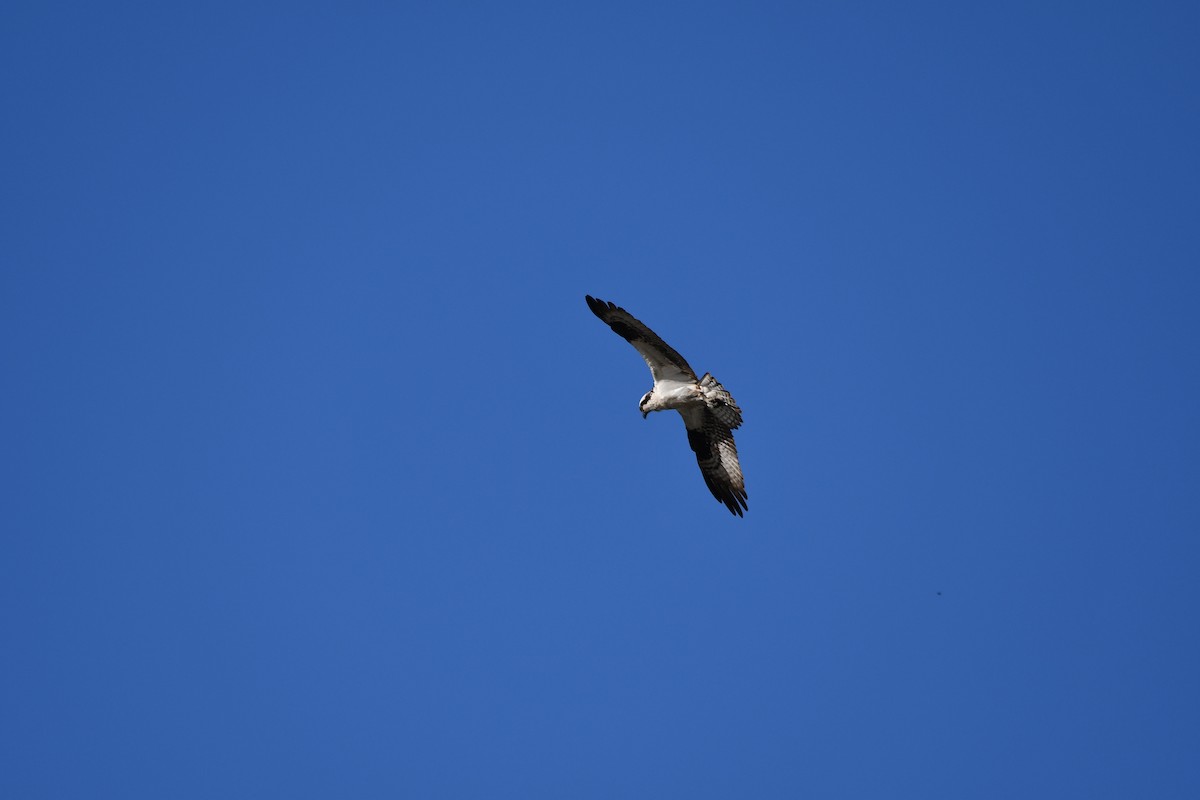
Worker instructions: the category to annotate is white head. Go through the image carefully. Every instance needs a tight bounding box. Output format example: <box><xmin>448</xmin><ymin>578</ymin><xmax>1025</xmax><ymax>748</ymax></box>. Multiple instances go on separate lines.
<box><xmin>639</xmin><ymin>391</ymin><xmax>652</xmax><ymax>419</ymax></box>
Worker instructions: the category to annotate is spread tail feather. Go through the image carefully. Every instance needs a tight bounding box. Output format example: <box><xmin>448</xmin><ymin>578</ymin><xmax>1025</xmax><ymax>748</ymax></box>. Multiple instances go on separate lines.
<box><xmin>699</xmin><ymin>373</ymin><xmax>743</xmax><ymax>430</ymax></box>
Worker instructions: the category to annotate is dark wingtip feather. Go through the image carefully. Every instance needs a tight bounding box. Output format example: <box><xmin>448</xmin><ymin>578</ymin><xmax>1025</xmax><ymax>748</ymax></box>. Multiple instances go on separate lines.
<box><xmin>722</xmin><ymin>491</ymin><xmax>749</xmax><ymax>517</ymax></box>
<box><xmin>585</xmin><ymin>295</ymin><xmax>611</xmax><ymax>319</ymax></box>
<box><xmin>586</xmin><ymin>296</ymin><xmax>640</xmax><ymax>341</ymax></box>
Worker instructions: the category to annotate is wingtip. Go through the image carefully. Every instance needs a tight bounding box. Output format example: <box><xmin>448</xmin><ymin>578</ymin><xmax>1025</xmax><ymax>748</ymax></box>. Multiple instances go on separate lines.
<box><xmin>585</xmin><ymin>294</ymin><xmax>612</xmax><ymax>318</ymax></box>
<box><xmin>715</xmin><ymin>484</ymin><xmax>749</xmax><ymax>517</ymax></box>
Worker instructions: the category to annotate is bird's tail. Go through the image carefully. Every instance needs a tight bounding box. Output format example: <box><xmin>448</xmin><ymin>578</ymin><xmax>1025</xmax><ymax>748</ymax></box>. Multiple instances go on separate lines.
<box><xmin>699</xmin><ymin>373</ymin><xmax>743</xmax><ymax>429</ymax></box>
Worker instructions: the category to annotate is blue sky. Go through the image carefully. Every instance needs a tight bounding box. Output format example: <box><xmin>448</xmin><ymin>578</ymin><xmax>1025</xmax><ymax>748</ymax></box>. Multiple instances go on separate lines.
<box><xmin>3</xmin><ymin>2</ymin><xmax>1198</xmax><ymax>797</ymax></box>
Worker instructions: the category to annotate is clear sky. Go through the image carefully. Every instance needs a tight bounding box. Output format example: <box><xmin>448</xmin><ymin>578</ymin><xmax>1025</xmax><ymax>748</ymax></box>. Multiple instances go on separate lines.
<box><xmin>3</xmin><ymin>2</ymin><xmax>1198</xmax><ymax>797</ymax></box>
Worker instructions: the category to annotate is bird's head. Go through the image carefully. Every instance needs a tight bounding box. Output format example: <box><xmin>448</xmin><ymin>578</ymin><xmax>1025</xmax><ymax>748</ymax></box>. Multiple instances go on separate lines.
<box><xmin>639</xmin><ymin>391</ymin><xmax>652</xmax><ymax>419</ymax></box>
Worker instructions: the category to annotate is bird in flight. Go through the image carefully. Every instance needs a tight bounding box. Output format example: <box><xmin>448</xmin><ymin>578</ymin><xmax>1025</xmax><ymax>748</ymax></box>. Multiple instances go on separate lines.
<box><xmin>586</xmin><ymin>295</ymin><xmax>748</xmax><ymax>516</ymax></box>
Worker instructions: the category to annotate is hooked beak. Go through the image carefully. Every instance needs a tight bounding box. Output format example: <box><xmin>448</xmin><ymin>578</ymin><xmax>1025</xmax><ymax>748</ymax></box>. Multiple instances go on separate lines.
<box><xmin>642</xmin><ymin>410</ymin><xmax>649</xmax><ymax>419</ymax></box>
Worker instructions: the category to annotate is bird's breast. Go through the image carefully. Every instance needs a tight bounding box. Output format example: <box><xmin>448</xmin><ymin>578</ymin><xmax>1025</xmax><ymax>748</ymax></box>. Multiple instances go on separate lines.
<box><xmin>650</xmin><ymin>381</ymin><xmax>703</xmax><ymax>410</ymax></box>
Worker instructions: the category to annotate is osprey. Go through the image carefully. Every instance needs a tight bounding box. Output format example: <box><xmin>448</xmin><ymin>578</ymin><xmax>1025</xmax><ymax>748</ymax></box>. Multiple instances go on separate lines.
<box><xmin>586</xmin><ymin>295</ymin><xmax>748</xmax><ymax>516</ymax></box>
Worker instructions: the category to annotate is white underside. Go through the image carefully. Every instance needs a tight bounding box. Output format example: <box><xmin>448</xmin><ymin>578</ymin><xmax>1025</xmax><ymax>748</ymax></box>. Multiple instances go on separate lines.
<box><xmin>644</xmin><ymin>379</ymin><xmax>702</xmax><ymax>412</ymax></box>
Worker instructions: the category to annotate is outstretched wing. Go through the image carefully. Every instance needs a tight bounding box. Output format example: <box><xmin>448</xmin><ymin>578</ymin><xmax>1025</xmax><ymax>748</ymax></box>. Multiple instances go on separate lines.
<box><xmin>586</xmin><ymin>295</ymin><xmax>697</xmax><ymax>383</ymax></box>
<box><xmin>680</xmin><ymin>406</ymin><xmax>749</xmax><ymax>517</ymax></box>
